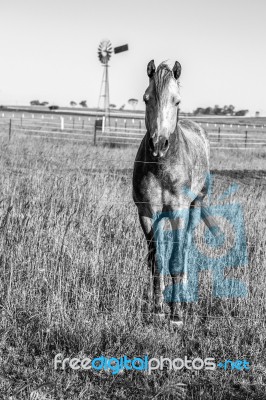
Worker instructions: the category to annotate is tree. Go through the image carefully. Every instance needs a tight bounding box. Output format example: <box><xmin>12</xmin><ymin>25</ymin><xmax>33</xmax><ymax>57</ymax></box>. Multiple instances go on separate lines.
<box><xmin>30</xmin><ymin>100</ymin><xmax>40</xmax><ymax>106</ymax></box>
<box><xmin>70</xmin><ymin>101</ymin><xmax>77</xmax><ymax>107</ymax></box>
<box><xmin>213</xmin><ymin>105</ymin><xmax>222</xmax><ymax>115</ymax></box>
<box><xmin>40</xmin><ymin>101</ymin><xmax>49</xmax><ymax>106</ymax></box>
<box><xmin>204</xmin><ymin>107</ymin><xmax>213</xmax><ymax>115</ymax></box>
<box><xmin>119</xmin><ymin>104</ymin><xmax>125</xmax><ymax>110</ymax></box>
<box><xmin>193</xmin><ymin>107</ymin><xmax>205</xmax><ymax>115</ymax></box>
<box><xmin>128</xmin><ymin>98</ymin><xmax>138</xmax><ymax>110</ymax></box>
<box><xmin>109</xmin><ymin>104</ymin><xmax>117</xmax><ymax>109</ymax></box>
<box><xmin>79</xmin><ymin>100</ymin><xmax>87</xmax><ymax>107</ymax></box>
<box><xmin>235</xmin><ymin>109</ymin><xmax>249</xmax><ymax>116</ymax></box>
<box><xmin>222</xmin><ymin>105</ymin><xmax>229</xmax><ymax>115</ymax></box>
<box><xmin>228</xmin><ymin>105</ymin><xmax>235</xmax><ymax>115</ymax></box>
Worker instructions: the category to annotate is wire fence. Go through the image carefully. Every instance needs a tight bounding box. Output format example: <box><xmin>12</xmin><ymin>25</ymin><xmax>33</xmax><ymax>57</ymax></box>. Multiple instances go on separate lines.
<box><xmin>59</xmin><ymin>308</ymin><xmax>266</xmax><ymax>322</ymax></box>
<box><xmin>1</xmin><ymin>112</ymin><xmax>266</xmax><ymax>149</ymax></box>
<box><xmin>0</xmin><ymin>113</ymin><xmax>265</xmax><ymax>322</ymax></box>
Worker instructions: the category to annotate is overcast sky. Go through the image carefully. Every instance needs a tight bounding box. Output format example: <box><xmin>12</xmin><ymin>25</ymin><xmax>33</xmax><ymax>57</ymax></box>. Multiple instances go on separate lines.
<box><xmin>0</xmin><ymin>0</ymin><xmax>265</xmax><ymax>115</ymax></box>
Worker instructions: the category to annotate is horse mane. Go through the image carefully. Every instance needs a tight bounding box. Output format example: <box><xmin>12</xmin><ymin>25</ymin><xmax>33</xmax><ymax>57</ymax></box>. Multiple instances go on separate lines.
<box><xmin>153</xmin><ymin>62</ymin><xmax>179</xmax><ymax>101</ymax></box>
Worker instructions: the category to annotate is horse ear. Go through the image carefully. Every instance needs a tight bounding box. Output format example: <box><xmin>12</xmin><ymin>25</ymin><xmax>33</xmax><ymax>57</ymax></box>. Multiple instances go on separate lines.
<box><xmin>173</xmin><ymin>61</ymin><xmax>181</xmax><ymax>80</ymax></box>
<box><xmin>147</xmin><ymin>60</ymin><xmax>156</xmax><ymax>78</ymax></box>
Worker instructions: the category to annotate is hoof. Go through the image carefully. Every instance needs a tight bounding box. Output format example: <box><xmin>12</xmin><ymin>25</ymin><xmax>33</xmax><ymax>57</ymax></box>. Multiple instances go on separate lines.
<box><xmin>170</xmin><ymin>319</ymin><xmax>184</xmax><ymax>330</ymax></box>
<box><xmin>154</xmin><ymin>313</ymin><xmax>165</xmax><ymax>324</ymax></box>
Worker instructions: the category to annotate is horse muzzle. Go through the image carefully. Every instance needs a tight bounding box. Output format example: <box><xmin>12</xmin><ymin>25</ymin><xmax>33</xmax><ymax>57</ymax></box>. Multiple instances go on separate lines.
<box><xmin>149</xmin><ymin>136</ymin><xmax>169</xmax><ymax>158</ymax></box>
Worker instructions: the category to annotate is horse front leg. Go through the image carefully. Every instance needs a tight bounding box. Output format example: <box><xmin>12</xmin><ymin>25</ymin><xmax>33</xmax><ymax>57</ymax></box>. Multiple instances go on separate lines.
<box><xmin>138</xmin><ymin>214</ymin><xmax>165</xmax><ymax>319</ymax></box>
<box><xmin>167</xmin><ymin>207</ymin><xmax>191</xmax><ymax>327</ymax></box>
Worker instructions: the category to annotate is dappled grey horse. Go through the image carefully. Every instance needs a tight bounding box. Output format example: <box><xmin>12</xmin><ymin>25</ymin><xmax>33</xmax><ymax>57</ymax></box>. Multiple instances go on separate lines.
<box><xmin>133</xmin><ymin>60</ymin><xmax>215</xmax><ymax>327</ymax></box>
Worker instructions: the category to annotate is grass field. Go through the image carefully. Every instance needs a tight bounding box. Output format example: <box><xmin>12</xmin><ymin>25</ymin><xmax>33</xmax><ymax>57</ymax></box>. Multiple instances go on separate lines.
<box><xmin>0</xmin><ymin>135</ymin><xmax>266</xmax><ymax>399</ymax></box>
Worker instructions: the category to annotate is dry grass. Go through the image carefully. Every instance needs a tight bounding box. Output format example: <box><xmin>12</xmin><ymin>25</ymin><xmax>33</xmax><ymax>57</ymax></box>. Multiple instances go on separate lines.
<box><xmin>0</xmin><ymin>136</ymin><xmax>265</xmax><ymax>399</ymax></box>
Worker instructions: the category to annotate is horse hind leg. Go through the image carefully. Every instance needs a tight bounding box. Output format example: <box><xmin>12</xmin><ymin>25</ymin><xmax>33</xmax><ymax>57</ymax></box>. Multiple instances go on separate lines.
<box><xmin>197</xmin><ymin>181</ymin><xmax>221</xmax><ymax>238</ymax></box>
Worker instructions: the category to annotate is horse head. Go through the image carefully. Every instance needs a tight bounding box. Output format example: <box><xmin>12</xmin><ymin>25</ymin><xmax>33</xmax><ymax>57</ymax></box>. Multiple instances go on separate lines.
<box><xmin>144</xmin><ymin>60</ymin><xmax>181</xmax><ymax>158</ymax></box>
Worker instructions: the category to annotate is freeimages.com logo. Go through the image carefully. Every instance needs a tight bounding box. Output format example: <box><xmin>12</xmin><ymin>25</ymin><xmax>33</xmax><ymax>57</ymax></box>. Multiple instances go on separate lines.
<box><xmin>153</xmin><ymin>173</ymin><xmax>248</xmax><ymax>302</ymax></box>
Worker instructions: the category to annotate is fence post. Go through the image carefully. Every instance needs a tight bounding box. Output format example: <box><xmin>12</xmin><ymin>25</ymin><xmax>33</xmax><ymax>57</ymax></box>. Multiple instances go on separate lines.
<box><xmin>245</xmin><ymin>130</ymin><xmax>248</xmax><ymax>148</ymax></box>
<box><xmin>60</xmin><ymin>116</ymin><xmax>64</xmax><ymax>131</ymax></box>
<box><xmin>73</xmin><ymin>118</ymin><xmax>75</xmax><ymax>130</ymax></box>
<box><xmin>9</xmin><ymin>119</ymin><xmax>12</xmax><ymax>141</ymax></box>
<box><xmin>21</xmin><ymin>116</ymin><xmax>23</xmax><ymax>128</ymax></box>
<box><xmin>93</xmin><ymin>117</ymin><xmax>104</xmax><ymax>145</ymax></box>
<box><xmin>82</xmin><ymin>120</ymin><xmax>84</xmax><ymax>130</ymax></box>
<box><xmin>94</xmin><ymin>123</ymin><xmax>97</xmax><ymax>145</ymax></box>
<box><xmin>218</xmin><ymin>126</ymin><xmax>221</xmax><ymax>142</ymax></box>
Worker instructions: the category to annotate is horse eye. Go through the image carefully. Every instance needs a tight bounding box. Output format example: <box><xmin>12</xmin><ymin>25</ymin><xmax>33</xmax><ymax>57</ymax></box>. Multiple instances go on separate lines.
<box><xmin>172</xmin><ymin>97</ymin><xmax>180</xmax><ymax>106</ymax></box>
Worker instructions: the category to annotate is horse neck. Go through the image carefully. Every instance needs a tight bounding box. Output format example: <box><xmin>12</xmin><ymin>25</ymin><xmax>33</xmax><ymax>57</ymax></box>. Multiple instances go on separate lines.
<box><xmin>143</xmin><ymin>131</ymin><xmax>152</xmax><ymax>161</ymax></box>
<box><xmin>169</xmin><ymin>118</ymin><xmax>180</xmax><ymax>145</ymax></box>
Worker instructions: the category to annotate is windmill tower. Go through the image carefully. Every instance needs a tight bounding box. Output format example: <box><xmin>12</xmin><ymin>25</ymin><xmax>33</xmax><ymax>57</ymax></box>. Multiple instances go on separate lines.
<box><xmin>97</xmin><ymin>40</ymin><xmax>129</xmax><ymax>128</ymax></box>
<box><xmin>97</xmin><ymin>40</ymin><xmax>112</xmax><ymax>126</ymax></box>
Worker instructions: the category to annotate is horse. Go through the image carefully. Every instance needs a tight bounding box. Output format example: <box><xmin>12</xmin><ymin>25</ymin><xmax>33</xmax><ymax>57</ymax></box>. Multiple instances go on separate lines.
<box><xmin>133</xmin><ymin>60</ymin><xmax>216</xmax><ymax>327</ymax></box>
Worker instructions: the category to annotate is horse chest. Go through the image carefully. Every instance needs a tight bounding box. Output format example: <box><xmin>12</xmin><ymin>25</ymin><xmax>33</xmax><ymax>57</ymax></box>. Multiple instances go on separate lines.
<box><xmin>137</xmin><ymin>167</ymin><xmax>191</xmax><ymax>208</ymax></box>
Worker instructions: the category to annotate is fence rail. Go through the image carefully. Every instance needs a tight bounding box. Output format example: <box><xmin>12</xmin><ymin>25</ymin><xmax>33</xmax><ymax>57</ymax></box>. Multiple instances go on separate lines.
<box><xmin>1</xmin><ymin>113</ymin><xmax>266</xmax><ymax>150</ymax></box>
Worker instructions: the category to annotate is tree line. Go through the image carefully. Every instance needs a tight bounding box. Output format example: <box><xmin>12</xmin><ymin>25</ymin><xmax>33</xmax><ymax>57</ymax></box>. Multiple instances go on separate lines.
<box><xmin>30</xmin><ymin>100</ymin><xmax>88</xmax><ymax>108</ymax></box>
<box><xmin>30</xmin><ymin>100</ymin><xmax>248</xmax><ymax>116</ymax></box>
<box><xmin>193</xmin><ymin>105</ymin><xmax>249</xmax><ymax>116</ymax></box>
<box><xmin>30</xmin><ymin>98</ymin><xmax>139</xmax><ymax>110</ymax></box>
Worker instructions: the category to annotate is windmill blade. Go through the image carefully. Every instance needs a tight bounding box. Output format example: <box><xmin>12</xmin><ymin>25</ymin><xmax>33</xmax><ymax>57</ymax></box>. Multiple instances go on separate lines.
<box><xmin>98</xmin><ymin>40</ymin><xmax>112</xmax><ymax>64</ymax></box>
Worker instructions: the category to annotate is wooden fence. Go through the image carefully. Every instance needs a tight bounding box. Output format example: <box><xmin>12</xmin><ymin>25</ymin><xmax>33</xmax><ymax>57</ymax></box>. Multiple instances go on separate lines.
<box><xmin>1</xmin><ymin>112</ymin><xmax>266</xmax><ymax>150</ymax></box>
<box><xmin>92</xmin><ymin>117</ymin><xmax>266</xmax><ymax>150</ymax></box>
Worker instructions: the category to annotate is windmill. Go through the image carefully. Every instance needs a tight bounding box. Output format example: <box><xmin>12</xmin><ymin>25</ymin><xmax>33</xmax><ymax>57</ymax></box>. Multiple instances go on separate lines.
<box><xmin>97</xmin><ymin>40</ymin><xmax>112</xmax><ymax>124</ymax></box>
<box><xmin>97</xmin><ymin>40</ymin><xmax>128</xmax><ymax>126</ymax></box>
